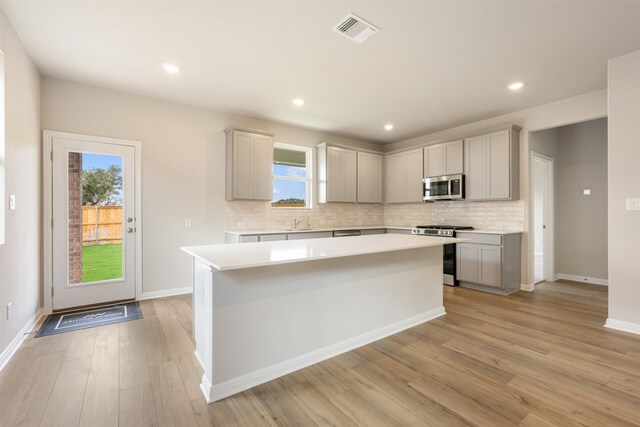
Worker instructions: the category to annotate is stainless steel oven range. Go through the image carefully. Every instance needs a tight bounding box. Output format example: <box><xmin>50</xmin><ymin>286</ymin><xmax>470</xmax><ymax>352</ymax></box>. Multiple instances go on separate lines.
<box><xmin>411</xmin><ymin>225</ymin><xmax>473</xmax><ymax>286</ymax></box>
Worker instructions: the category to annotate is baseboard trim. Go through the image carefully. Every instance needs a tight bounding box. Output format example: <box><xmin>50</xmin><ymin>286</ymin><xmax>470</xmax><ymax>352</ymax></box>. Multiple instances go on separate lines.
<box><xmin>139</xmin><ymin>286</ymin><xmax>192</xmax><ymax>300</ymax></box>
<box><xmin>203</xmin><ymin>306</ymin><xmax>446</xmax><ymax>403</ymax></box>
<box><xmin>605</xmin><ymin>318</ymin><xmax>640</xmax><ymax>336</ymax></box>
<box><xmin>556</xmin><ymin>273</ymin><xmax>608</xmax><ymax>286</ymax></box>
<box><xmin>0</xmin><ymin>309</ymin><xmax>44</xmax><ymax>372</ymax></box>
<box><xmin>520</xmin><ymin>283</ymin><xmax>535</xmax><ymax>292</ymax></box>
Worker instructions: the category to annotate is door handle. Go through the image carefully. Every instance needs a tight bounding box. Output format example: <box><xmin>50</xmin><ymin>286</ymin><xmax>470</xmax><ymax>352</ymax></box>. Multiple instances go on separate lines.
<box><xmin>127</xmin><ymin>227</ymin><xmax>135</xmax><ymax>234</ymax></box>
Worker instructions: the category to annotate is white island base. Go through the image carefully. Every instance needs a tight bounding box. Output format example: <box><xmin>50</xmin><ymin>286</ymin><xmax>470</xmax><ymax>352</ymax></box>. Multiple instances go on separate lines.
<box><xmin>184</xmin><ymin>235</ymin><xmax>452</xmax><ymax>403</ymax></box>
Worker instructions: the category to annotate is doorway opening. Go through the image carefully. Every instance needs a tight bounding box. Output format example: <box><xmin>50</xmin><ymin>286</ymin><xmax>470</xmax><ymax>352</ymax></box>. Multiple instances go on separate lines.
<box><xmin>532</xmin><ymin>153</ymin><xmax>554</xmax><ymax>284</ymax></box>
<box><xmin>529</xmin><ymin>117</ymin><xmax>608</xmax><ymax>289</ymax></box>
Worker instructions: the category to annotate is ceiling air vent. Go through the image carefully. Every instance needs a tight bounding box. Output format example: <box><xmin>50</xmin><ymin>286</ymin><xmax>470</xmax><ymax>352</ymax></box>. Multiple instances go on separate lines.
<box><xmin>333</xmin><ymin>13</ymin><xmax>379</xmax><ymax>44</ymax></box>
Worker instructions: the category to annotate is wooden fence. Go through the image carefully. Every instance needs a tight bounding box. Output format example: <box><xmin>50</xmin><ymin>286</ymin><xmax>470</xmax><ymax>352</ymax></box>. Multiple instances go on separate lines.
<box><xmin>82</xmin><ymin>205</ymin><xmax>122</xmax><ymax>245</ymax></box>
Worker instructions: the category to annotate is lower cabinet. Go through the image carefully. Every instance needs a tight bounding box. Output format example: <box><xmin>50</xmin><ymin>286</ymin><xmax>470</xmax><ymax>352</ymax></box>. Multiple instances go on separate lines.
<box><xmin>457</xmin><ymin>243</ymin><xmax>502</xmax><ymax>288</ymax></box>
<box><xmin>359</xmin><ymin>228</ymin><xmax>386</xmax><ymax>235</ymax></box>
<box><xmin>287</xmin><ymin>231</ymin><xmax>333</xmax><ymax>240</ymax></box>
<box><xmin>456</xmin><ymin>232</ymin><xmax>521</xmax><ymax>295</ymax></box>
<box><xmin>259</xmin><ymin>234</ymin><xmax>288</xmax><ymax>242</ymax></box>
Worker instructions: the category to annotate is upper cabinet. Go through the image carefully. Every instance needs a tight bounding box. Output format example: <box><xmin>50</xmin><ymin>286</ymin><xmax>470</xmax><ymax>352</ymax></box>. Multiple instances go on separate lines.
<box><xmin>317</xmin><ymin>144</ymin><xmax>357</xmax><ymax>203</ymax></box>
<box><xmin>225</xmin><ymin>127</ymin><xmax>274</xmax><ymax>201</ymax></box>
<box><xmin>385</xmin><ymin>148</ymin><xmax>424</xmax><ymax>203</ymax></box>
<box><xmin>464</xmin><ymin>128</ymin><xmax>519</xmax><ymax>201</ymax></box>
<box><xmin>357</xmin><ymin>152</ymin><xmax>383</xmax><ymax>203</ymax></box>
<box><xmin>423</xmin><ymin>139</ymin><xmax>463</xmax><ymax>177</ymax></box>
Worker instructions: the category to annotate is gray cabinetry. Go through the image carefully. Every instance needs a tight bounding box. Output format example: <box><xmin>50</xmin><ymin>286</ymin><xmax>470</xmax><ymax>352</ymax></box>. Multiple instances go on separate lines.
<box><xmin>424</xmin><ymin>139</ymin><xmax>463</xmax><ymax>177</ymax></box>
<box><xmin>456</xmin><ymin>232</ymin><xmax>521</xmax><ymax>295</ymax></box>
<box><xmin>225</xmin><ymin>127</ymin><xmax>274</xmax><ymax>201</ymax></box>
<box><xmin>385</xmin><ymin>148</ymin><xmax>424</xmax><ymax>203</ymax></box>
<box><xmin>357</xmin><ymin>152</ymin><xmax>383</xmax><ymax>203</ymax></box>
<box><xmin>464</xmin><ymin>128</ymin><xmax>519</xmax><ymax>201</ymax></box>
<box><xmin>359</xmin><ymin>228</ymin><xmax>386</xmax><ymax>235</ymax></box>
<box><xmin>286</xmin><ymin>231</ymin><xmax>334</xmax><ymax>240</ymax></box>
<box><xmin>317</xmin><ymin>144</ymin><xmax>358</xmax><ymax>203</ymax></box>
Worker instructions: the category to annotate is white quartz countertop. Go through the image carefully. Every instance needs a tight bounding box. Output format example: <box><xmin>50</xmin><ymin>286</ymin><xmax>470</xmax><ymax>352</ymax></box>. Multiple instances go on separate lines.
<box><xmin>456</xmin><ymin>230</ymin><xmax>524</xmax><ymax>235</ymax></box>
<box><xmin>182</xmin><ymin>234</ymin><xmax>462</xmax><ymax>271</ymax></box>
<box><xmin>225</xmin><ymin>225</ymin><xmax>412</xmax><ymax>236</ymax></box>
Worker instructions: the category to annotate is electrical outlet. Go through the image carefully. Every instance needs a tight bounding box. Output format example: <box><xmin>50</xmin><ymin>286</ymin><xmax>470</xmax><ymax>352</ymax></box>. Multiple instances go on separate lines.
<box><xmin>583</xmin><ymin>188</ymin><xmax>591</xmax><ymax>196</ymax></box>
<box><xmin>9</xmin><ymin>195</ymin><xmax>16</xmax><ymax>210</ymax></box>
<box><xmin>626</xmin><ymin>198</ymin><xmax>640</xmax><ymax>211</ymax></box>
<box><xmin>6</xmin><ymin>303</ymin><xmax>13</xmax><ymax>320</ymax></box>
<box><xmin>185</xmin><ymin>219</ymin><xmax>192</xmax><ymax>229</ymax></box>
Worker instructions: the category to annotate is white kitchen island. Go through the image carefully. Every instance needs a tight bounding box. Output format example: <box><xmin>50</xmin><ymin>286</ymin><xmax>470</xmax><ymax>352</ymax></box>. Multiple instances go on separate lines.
<box><xmin>181</xmin><ymin>233</ymin><xmax>460</xmax><ymax>403</ymax></box>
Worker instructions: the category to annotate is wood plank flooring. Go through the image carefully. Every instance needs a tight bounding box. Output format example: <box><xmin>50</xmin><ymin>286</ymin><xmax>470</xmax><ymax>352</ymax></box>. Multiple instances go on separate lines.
<box><xmin>1</xmin><ymin>280</ymin><xmax>640</xmax><ymax>426</ymax></box>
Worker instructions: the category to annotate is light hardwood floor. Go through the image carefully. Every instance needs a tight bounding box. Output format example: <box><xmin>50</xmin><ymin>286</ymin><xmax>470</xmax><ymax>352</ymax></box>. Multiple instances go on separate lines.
<box><xmin>1</xmin><ymin>281</ymin><xmax>640</xmax><ymax>426</ymax></box>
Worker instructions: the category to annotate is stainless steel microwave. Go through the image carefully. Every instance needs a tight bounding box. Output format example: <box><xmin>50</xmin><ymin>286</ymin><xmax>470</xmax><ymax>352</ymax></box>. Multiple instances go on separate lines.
<box><xmin>423</xmin><ymin>174</ymin><xmax>465</xmax><ymax>201</ymax></box>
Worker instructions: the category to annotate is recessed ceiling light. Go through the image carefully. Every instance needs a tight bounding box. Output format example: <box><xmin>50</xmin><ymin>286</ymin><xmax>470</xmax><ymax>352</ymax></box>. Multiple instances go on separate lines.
<box><xmin>508</xmin><ymin>81</ymin><xmax>524</xmax><ymax>91</ymax></box>
<box><xmin>162</xmin><ymin>63</ymin><xmax>180</xmax><ymax>74</ymax></box>
<box><xmin>292</xmin><ymin>98</ymin><xmax>305</xmax><ymax>106</ymax></box>
<box><xmin>384</xmin><ymin>124</ymin><xmax>394</xmax><ymax>131</ymax></box>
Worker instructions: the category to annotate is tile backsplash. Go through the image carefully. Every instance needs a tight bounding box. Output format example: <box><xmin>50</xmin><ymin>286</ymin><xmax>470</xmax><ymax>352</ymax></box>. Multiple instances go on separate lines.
<box><xmin>225</xmin><ymin>201</ymin><xmax>384</xmax><ymax>231</ymax></box>
<box><xmin>226</xmin><ymin>200</ymin><xmax>525</xmax><ymax>232</ymax></box>
<box><xmin>383</xmin><ymin>200</ymin><xmax>525</xmax><ymax>231</ymax></box>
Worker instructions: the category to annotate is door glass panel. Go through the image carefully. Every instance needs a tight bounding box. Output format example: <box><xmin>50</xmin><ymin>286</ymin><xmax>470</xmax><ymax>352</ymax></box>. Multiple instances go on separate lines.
<box><xmin>68</xmin><ymin>152</ymin><xmax>124</xmax><ymax>285</ymax></box>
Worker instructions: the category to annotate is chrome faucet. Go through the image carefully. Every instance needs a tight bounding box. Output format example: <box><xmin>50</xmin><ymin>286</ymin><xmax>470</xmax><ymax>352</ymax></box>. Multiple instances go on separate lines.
<box><xmin>293</xmin><ymin>217</ymin><xmax>303</xmax><ymax>230</ymax></box>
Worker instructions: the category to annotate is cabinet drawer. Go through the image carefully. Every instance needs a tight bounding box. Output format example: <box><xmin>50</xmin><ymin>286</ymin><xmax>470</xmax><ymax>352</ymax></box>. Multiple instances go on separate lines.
<box><xmin>360</xmin><ymin>228</ymin><xmax>386</xmax><ymax>235</ymax></box>
<box><xmin>287</xmin><ymin>231</ymin><xmax>333</xmax><ymax>240</ymax></box>
<box><xmin>456</xmin><ymin>232</ymin><xmax>502</xmax><ymax>246</ymax></box>
<box><xmin>239</xmin><ymin>235</ymin><xmax>260</xmax><ymax>243</ymax></box>
<box><xmin>259</xmin><ymin>234</ymin><xmax>287</xmax><ymax>242</ymax></box>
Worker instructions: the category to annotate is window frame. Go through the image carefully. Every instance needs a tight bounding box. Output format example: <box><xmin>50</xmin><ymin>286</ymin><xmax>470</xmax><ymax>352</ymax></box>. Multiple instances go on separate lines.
<box><xmin>271</xmin><ymin>142</ymin><xmax>313</xmax><ymax>210</ymax></box>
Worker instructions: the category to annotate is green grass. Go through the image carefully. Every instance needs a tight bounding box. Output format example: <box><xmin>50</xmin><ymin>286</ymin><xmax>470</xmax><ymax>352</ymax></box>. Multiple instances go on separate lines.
<box><xmin>82</xmin><ymin>243</ymin><xmax>123</xmax><ymax>283</ymax></box>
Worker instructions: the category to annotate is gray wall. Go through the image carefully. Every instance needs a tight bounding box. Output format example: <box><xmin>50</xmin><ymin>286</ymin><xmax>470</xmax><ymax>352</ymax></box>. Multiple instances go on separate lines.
<box><xmin>555</xmin><ymin>118</ymin><xmax>608</xmax><ymax>280</ymax></box>
<box><xmin>608</xmin><ymin>49</ymin><xmax>640</xmax><ymax>327</ymax></box>
<box><xmin>0</xmin><ymin>11</ymin><xmax>42</xmax><ymax>355</ymax></box>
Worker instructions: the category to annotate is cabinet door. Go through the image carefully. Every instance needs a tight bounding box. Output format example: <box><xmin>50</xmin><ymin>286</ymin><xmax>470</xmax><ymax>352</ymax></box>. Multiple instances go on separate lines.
<box><xmin>456</xmin><ymin>243</ymin><xmax>479</xmax><ymax>282</ymax></box>
<box><xmin>444</xmin><ymin>140</ymin><xmax>463</xmax><ymax>175</ymax></box>
<box><xmin>405</xmin><ymin>149</ymin><xmax>424</xmax><ymax>202</ymax></box>
<box><xmin>357</xmin><ymin>152</ymin><xmax>371</xmax><ymax>202</ymax></box>
<box><xmin>341</xmin><ymin>149</ymin><xmax>357</xmax><ymax>202</ymax></box>
<box><xmin>326</xmin><ymin>147</ymin><xmax>342</xmax><ymax>201</ymax></box>
<box><xmin>232</xmin><ymin>131</ymin><xmax>255</xmax><ymax>199</ymax></box>
<box><xmin>370</xmin><ymin>153</ymin><xmax>383</xmax><ymax>203</ymax></box>
<box><xmin>465</xmin><ymin>135</ymin><xmax>488</xmax><ymax>200</ymax></box>
<box><xmin>385</xmin><ymin>153</ymin><xmax>405</xmax><ymax>203</ymax></box>
<box><xmin>424</xmin><ymin>144</ymin><xmax>444</xmax><ymax>178</ymax></box>
<box><xmin>487</xmin><ymin>130</ymin><xmax>510</xmax><ymax>199</ymax></box>
<box><xmin>478</xmin><ymin>244</ymin><xmax>502</xmax><ymax>287</ymax></box>
<box><xmin>254</xmin><ymin>134</ymin><xmax>274</xmax><ymax>200</ymax></box>
<box><xmin>357</xmin><ymin>152</ymin><xmax>383</xmax><ymax>203</ymax></box>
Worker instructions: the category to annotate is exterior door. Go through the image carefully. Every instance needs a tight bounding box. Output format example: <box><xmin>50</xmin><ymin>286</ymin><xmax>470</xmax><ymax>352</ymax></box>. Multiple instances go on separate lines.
<box><xmin>51</xmin><ymin>136</ymin><xmax>137</xmax><ymax>310</ymax></box>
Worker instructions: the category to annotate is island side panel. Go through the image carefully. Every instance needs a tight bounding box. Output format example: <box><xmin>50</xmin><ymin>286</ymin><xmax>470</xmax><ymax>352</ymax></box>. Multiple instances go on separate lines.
<box><xmin>200</xmin><ymin>245</ymin><xmax>444</xmax><ymax>402</ymax></box>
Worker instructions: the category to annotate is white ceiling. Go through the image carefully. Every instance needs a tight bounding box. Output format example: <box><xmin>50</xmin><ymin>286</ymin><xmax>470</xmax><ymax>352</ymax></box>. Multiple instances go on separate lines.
<box><xmin>2</xmin><ymin>1</ymin><xmax>640</xmax><ymax>143</ymax></box>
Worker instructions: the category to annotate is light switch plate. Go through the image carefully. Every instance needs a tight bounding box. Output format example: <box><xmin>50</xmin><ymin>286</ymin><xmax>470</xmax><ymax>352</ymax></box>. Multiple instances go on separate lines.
<box><xmin>185</xmin><ymin>219</ymin><xmax>192</xmax><ymax>229</ymax></box>
<box><xmin>626</xmin><ymin>198</ymin><xmax>640</xmax><ymax>211</ymax></box>
<box><xmin>583</xmin><ymin>189</ymin><xmax>591</xmax><ymax>196</ymax></box>
<box><xmin>9</xmin><ymin>195</ymin><xmax>16</xmax><ymax>210</ymax></box>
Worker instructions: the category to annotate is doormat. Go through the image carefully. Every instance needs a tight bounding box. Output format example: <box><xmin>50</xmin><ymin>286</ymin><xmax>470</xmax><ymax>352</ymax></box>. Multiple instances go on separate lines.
<box><xmin>35</xmin><ymin>302</ymin><xmax>143</xmax><ymax>337</ymax></box>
